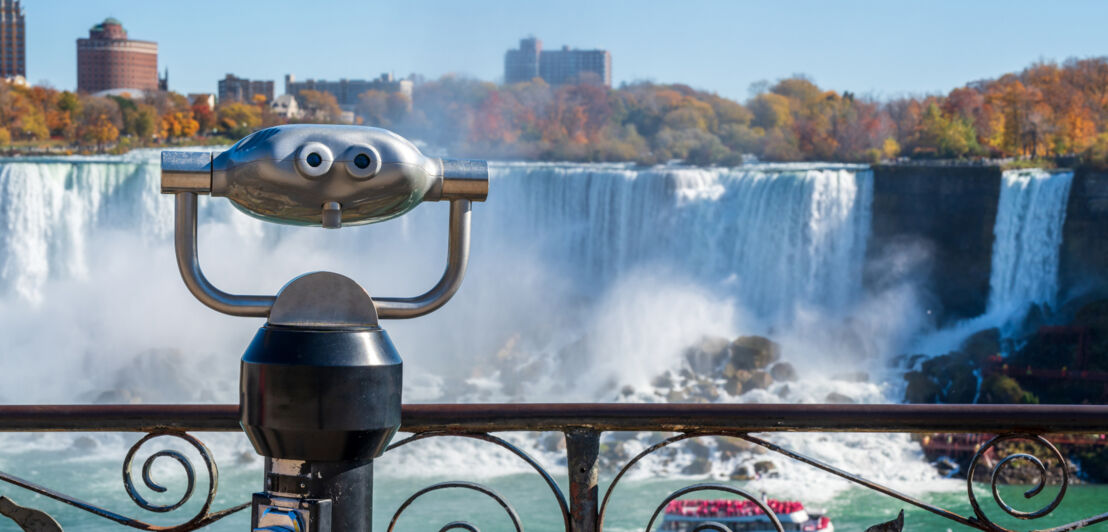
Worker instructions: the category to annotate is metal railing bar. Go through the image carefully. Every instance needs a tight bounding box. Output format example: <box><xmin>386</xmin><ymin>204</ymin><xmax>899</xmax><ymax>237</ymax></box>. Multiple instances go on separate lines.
<box><xmin>1</xmin><ymin>403</ymin><xmax>1107</xmax><ymax>433</ymax></box>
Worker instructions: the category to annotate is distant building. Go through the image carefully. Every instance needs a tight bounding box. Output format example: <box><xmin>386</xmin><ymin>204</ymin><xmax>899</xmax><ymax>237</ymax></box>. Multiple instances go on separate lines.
<box><xmin>187</xmin><ymin>93</ymin><xmax>215</xmax><ymax>110</ymax></box>
<box><xmin>0</xmin><ymin>0</ymin><xmax>25</xmax><ymax>81</ymax></box>
<box><xmin>217</xmin><ymin>73</ymin><xmax>274</xmax><ymax>104</ymax></box>
<box><xmin>504</xmin><ymin>37</ymin><xmax>540</xmax><ymax>84</ymax></box>
<box><xmin>284</xmin><ymin>73</ymin><xmax>413</xmax><ymax>112</ymax></box>
<box><xmin>540</xmin><ymin>46</ymin><xmax>611</xmax><ymax>86</ymax></box>
<box><xmin>504</xmin><ymin>37</ymin><xmax>611</xmax><ymax>87</ymax></box>
<box><xmin>77</xmin><ymin>17</ymin><xmax>158</xmax><ymax>95</ymax></box>
<box><xmin>270</xmin><ymin>94</ymin><xmax>301</xmax><ymax>119</ymax></box>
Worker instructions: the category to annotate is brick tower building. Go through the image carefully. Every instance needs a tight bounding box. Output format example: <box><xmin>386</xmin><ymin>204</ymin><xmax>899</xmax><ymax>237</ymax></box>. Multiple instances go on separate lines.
<box><xmin>76</xmin><ymin>17</ymin><xmax>158</xmax><ymax>94</ymax></box>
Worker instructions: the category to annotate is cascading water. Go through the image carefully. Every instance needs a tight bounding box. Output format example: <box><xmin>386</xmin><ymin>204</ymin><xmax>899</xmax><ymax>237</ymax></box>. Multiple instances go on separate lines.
<box><xmin>487</xmin><ymin>162</ymin><xmax>873</xmax><ymax>323</ymax></box>
<box><xmin>0</xmin><ymin>152</ymin><xmax>947</xmax><ymax>530</ymax></box>
<box><xmin>0</xmin><ymin>152</ymin><xmax>907</xmax><ymax>407</ymax></box>
<box><xmin>987</xmin><ymin>168</ymin><xmax>1075</xmax><ymax>318</ymax></box>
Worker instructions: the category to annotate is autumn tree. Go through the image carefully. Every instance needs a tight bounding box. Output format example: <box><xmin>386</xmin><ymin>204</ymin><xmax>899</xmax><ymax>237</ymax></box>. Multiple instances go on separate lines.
<box><xmin>161</xmin><ymin>111</ymin><xmax>200</xmax><ymax>140</ymax></box>
<box><xmin>191</xmin><ymin>99</ymin><xmax>217</xmax><ymax>133</ymax></box>
<box><xmin>216</xmin><ymin>102</ymin><xmax>262</xmax><ymax>138</ymax></box>
<box><xmin>298</xmin><ymin>90</ymin><xmax>342</xmax><ymax>122</ymax></box>
<box><xmin>86</xmin><ymin>113</ymin><xmax>119</xmax><ymax>152</ymax></box>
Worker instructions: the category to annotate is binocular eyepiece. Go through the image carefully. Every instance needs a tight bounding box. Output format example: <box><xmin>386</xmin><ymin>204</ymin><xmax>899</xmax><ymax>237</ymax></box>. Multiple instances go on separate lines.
<box><xmin>162</xmin><ymin>124</ymin><xmax>487</xmax><ymax>228</ymax></box>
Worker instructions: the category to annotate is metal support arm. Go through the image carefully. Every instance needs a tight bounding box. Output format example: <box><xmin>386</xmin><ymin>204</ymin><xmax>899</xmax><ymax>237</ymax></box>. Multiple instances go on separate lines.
<box><xmin>174</xmin><ymin>192</ymin><xmax>275</xmax><ymax>317</ymax></box>
<box><xmin>375</xmin><ymin>199</ymin><xmax>472</xmax><ymax>319</ymax></box>
<box><xmin>173</xmin><ymin>193</ymin><xmax>472</xmax><ymax>320</ymax></box>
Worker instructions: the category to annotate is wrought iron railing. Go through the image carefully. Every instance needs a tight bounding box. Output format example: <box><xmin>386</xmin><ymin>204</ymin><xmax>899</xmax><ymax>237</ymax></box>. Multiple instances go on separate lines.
<box><xmin>1</xmin><ymin>403</ymin><xmax>1107</xmax><ymax>531</ymax></box>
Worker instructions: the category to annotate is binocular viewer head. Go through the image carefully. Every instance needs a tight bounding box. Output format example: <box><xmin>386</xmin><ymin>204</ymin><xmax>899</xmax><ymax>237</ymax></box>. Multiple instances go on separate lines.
<box><xmin>162</xmin><ymin>124</ymin><xmax>487</xmax><ymax>228</ymax></box>
<box><xmin>160</xmin><ymin>124</ymin><xmax>486</xmax><ymax>320</ymax></box>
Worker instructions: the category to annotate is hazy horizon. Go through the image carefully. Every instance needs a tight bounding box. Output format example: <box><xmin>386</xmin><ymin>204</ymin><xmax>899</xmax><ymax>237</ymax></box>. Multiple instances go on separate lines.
<box><xmin>22</xmin><ymin>0</ymin><xmax>1108</xmax><ymax>101</ymax></box>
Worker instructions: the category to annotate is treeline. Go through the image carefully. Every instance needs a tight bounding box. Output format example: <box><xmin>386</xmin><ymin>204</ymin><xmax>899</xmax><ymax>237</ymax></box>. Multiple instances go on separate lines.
<box><xmin>383</xmin><ymin>57</ymin><xmax>1108</xmax><ymax>165</ymax></box>
<box><xmin>3</xmin><ymin>57</ymin><xmax>1108</xmax><ymax>166</ymax></box>
<box><xmin>0</xmin><ymin>83</ymin><xmax>290</xmax><ymax>153</ymax></box>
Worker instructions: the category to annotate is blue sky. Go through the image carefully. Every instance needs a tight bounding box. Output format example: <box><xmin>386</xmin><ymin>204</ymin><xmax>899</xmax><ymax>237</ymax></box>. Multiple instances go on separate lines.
<box><xmin>26</xmin><ymin>0</ymin><xmax>1108</xmax><ymax>101</ymax></box>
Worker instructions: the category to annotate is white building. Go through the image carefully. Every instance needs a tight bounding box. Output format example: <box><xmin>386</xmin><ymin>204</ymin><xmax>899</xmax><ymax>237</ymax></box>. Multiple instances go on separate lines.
<box><xmin>270</xmin><ymin>93</ymin><xmax>301</xmax><ymax>119</ymax></box>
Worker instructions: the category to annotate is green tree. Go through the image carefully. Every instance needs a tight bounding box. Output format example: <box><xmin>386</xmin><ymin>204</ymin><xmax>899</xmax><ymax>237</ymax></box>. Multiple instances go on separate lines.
<box><xmin>916</xmin><ymin>103</ymin><xmax>980</xmax><ymax>158</ymax></box>
<box><xmin>131</xmin><ymin>104</ymin><xmax>158</xmax><ymax>141</ymax></box>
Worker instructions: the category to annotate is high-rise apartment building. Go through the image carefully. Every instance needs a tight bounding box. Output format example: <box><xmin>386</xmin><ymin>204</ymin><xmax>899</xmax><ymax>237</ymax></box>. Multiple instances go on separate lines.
<box><xmin>77</xmin><ymin>18</ymin><xmax>158</xmax><ymax>95</ymax></box>
<box><xmin>540</xmin><ymin>46</ymin><xmax>611</xmax><ymax>86</ymax></box>
<box><xmin>504</xmin><ymin>37</ymin><xmax>541</xmax><ymax>84</ymax></box>
<box><xmin>218</xmin><ymin>74</ymin><xmax>274</xmax><ymax>104</ymax></box>
<box><xmin>0</xmin><ymin>0</ymin><xmax>25</xmax><ymax>80</ymax></box>
<box><xmin>504</xmin><ymin>37</ymin><xmax>611</xmax><ymax>87</ymax></box>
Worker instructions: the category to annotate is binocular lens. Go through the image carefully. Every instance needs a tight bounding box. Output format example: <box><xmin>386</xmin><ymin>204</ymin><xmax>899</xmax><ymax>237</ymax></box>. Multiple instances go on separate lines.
<box><xmin>306</xmin><ymin>153</ymin><xmax>323</xmax><ymax>168</ymax></box>
<box><xmin>354</xmin><ymin>154</ymin><xmax>372</xmax><ymax>169</ymax></box>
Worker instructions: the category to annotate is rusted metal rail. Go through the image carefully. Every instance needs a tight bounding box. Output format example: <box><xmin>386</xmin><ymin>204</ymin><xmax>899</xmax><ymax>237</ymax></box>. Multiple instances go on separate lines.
<box><xmin>1</xmin><ymin>403</ymin><xmax>1107</xmax><ymax>433</ymax></box>
<box><xmin>3</xmin><ymin>403</ymin><xmax>1108</xmax><ymax>531</ymax></box>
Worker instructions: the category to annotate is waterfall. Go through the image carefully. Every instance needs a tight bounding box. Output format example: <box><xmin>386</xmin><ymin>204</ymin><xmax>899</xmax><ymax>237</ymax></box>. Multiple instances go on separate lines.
<box><xmin>987</xmin><ymin>169</ymin><xmax>1074</xmax><ymax>316</ymax></box>
<box><xmin>0</xmin><ymin>156</ymin><xmax>875</xmax><ymax>324</ymax></box>
<box><xmin>0</xmin><ymin>153</ymin><xmax>880</xmax><ymax>403</ymax></box>
<box><xmin>487</xmin><ymin>162</ymin><xmax>873</xmax><ymax>322</ymax></box>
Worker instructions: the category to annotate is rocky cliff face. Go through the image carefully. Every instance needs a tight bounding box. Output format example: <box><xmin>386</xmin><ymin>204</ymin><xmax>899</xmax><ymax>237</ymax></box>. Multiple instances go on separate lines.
<box><xmin>869</xmin><ymin>164</ymin><xmax>1002</xmax><ymax>323</ymax></box>
<box><xmin>1060</xmin><ymin>168</ymin><xmax>1108</xmax><ymax>300</ymax></box>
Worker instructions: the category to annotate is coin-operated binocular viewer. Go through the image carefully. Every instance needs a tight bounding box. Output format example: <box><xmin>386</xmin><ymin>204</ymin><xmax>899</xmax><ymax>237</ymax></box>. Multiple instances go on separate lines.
<box><xmin>161</xmin><ymin>125</ymin><xmax>488</xmax><ymax>532</ymax></box>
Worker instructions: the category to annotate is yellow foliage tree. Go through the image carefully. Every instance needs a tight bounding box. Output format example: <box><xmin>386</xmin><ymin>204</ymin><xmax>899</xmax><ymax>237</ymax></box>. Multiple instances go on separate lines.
<box><xmin>88</xmin><ymin>113</ymin><xmax>119</xmax><ymax>152</ymax></box>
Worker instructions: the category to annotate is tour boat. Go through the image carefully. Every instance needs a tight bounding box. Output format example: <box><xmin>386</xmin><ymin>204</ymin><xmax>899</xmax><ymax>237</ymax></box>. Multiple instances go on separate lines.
<box><xmin>660</xmin><ymin>498</ymin><xmax>834</xmax><ymax>532</ymax></box>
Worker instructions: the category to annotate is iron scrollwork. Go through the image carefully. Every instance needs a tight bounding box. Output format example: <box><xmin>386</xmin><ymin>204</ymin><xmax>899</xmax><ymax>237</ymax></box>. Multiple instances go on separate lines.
<box><xmin>384</xmin><ymin>431</ymin><xmax>571</xmax><ymax>532</ymax></box>
<box><xmin>0</xmin><ymin>429</ymin><xmax>247</xmax><ymax>531</ymax></box>
<box><xmin>598</xmin><ymin>430</ymin><xmax>1108</xmax><ymax>532</ymax></box>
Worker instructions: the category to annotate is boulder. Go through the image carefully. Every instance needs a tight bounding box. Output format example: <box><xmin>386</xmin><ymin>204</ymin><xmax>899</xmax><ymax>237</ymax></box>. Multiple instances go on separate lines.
<box><xmin>685</xmin><ymin>439</ymin><xmax>711</xmax><ymax>459</ymax></box>
<box><xmin>723</xmin><ymin>378</ymin><xmax>743</xmax><ymax>396</ymax></box>
<box><xmin>651</xmin><ymin>372</ymin><xmax>674</xmax><ymax>389</ymax></box>
<box><xmin>683</xmin><ymin>336</ymin><xmax>732</xmax><ymax>374</ymax></box>
<box><xmin>729</xmin><ymin>464</ymin><xmax>754</xmax><ymax>480</ymax></box>
<box><xmin>691</xmin><ymin>380</ymin><xmax>720</xmax><ymax>401</ymax></box>
<box><xmin>825</xmin><ymin>392</ymin><xmax>856</xmax><ymax>404</ymax></box>
<box><xmin>743</xmin><ymin>370</ymin><xmax>773</xmax><ymax>390</ymax></box>
<box><xmin>769</xmin><ymin>362</ymin><xmax>798</xmax><ymax>382</ymax></box>
<box><xmin>666</xmin><ymin>389</ymin><xmax>688</xmax><ymax>403</ymax></box>
<box><xmin>716</xmin><ymin>437</ymin><xmax>751</xmax><ymax>455</ymax></box>
<box><xmin>682</xmin><ymin>457</ymin><xmax>712</xmax><ymax>475</ymax></box>
<box><xmin>729</xmin><ymin>336</ymin><xmax>781</xmax><ymax>370</ymax></box>
<box><xmin>960</xmin><ymin>328</ymin><xmax>1001</xmax><ymax>364</ymax></box>
<box><xmin>752</xmin><ymin>460</ymin><xmax>777</xmax><ymax>477</ymax></box>
<box><xmin>903</xmin><ymin>352</ymin><xmax>978</xmax><ymax>404</ymax></box>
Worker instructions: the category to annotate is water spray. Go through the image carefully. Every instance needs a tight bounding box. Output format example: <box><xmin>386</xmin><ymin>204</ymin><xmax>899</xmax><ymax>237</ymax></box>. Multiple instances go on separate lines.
<box><xmin>161</xmin><ymin>124</ymin><xmax>488</xmax><ymax>531</ymax></box>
